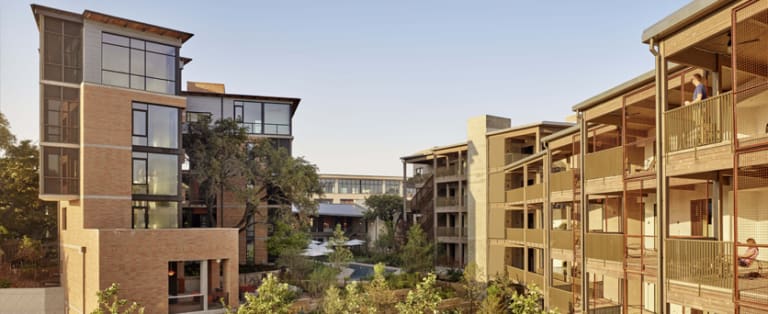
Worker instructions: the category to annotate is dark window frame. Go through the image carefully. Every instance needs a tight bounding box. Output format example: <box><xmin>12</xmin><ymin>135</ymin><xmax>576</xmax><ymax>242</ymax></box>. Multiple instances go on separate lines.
<box><xmin>100</xmin><ymin>32</ymin><xmax>177</xmax><ymax>94</ymax></box>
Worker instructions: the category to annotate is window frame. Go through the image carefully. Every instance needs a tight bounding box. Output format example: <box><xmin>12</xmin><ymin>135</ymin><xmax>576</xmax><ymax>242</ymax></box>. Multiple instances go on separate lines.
<box><xmin>100</xmin><ymin>32</ymin><xmax>178</xmax><ymax>94</ymax></box>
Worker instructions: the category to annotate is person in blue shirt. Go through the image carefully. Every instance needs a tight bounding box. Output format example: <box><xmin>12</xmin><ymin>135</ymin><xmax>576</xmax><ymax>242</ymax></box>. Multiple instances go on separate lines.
<box><xmin>685</xmin><ymin>73</ymin><xmax>707</xmax><ymax>106</ymax></box>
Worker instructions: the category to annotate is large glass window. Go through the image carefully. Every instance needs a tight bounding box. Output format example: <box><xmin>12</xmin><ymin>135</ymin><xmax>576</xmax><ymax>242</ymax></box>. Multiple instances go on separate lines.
<box><xmin>101</xmin><ymin>33</ymin><xmax>176</xmax><ymax>94</ymax></box>
<box><xmin>385</xmin><ymin>180</ymin><xmax>401</xmax><ymax>195</ymax></box>
<box><xmin>319</xmin><ymin>179</ymin><xmax>336</xmax><ymax>194</ymax></box>
<box><xmin>43</xmin><ymin>85</ymin><xmax>79</xmax><ymax>144</ymax></box>
<box><xmin>42</xmin><ymin>147</ymin><xmax>79</xmax><ymax>195</ymax></box>
<box><xmin>361</xmin><ymin>179</ymin><xmax>383</xmax><ymax>194</ymax></box>
<box><xmin>232</xmin><ymin>101</ymin><xmax>291</xmax><ymax>135</ymax></box>
<box><xmin>132</xmin><ymin>201</ymin><xmax>178</xmax><ymax>229</ymax></box>
<box><xmin>43</xmin><ymin>16</ymin><xmax>81</xmax><ymax>83</ymax></box>
<box><xmin>132</xmin><ymin>103</ymin><xmax>179</xmax><ymax>149</ymax></box>
<box><xmin>338</xmin><ymin>179</ymin><xmax>360</xmax><ymax>194</ymax></box>
<box><xmin>132</xmin><ymin>152</ymin><xmax>178</xmax><ymax>196</ymax></box>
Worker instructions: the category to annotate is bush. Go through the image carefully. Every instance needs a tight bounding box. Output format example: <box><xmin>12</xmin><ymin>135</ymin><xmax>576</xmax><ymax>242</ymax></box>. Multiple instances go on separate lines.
<box><xmin>387</xmin><ymin>272</ymin><xmax>422</xmax><ymax>289</ymax></box>
<box><xmin>395</xmin><ymin>273</ymin><xmax>441</xmax><ymax>314</ymax></box>
<box><xmin>0</xmin><ymin>279</ymin><xmax>11</xmax><ymax>288</ymax></box>
<box><xmin>228</xmin><ymin>273</ymin><xmax>295</xmax><ymax>314</ymax></box>
<box><xmin>91</xmin><ymin>283</ymin><xmax>144</xmax><ymax>314</ymax></box>
<box><xmin>305</xmin><ymin>264</ymin><xmax>339</xmax><ymax>297</ymax></box>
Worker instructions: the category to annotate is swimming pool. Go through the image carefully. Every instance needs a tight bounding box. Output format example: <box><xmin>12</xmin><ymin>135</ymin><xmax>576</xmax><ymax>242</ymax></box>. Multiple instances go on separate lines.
<box><xmin>347</xmin><ymin>263</ymin><xmax>399</xmax><ymax>281</ymax></box>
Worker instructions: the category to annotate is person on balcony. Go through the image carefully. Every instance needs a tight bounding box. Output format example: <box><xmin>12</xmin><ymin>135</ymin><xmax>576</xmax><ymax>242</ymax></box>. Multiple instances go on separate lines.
<box><xmin>684</xmin><ymin>73</ymin><xmax>708</xmax><ymax>106</ymax></box>
<box><xmin>739</xmin><ymin>238</ymin><xmax>759</xmax><ymax>267</ymax></box>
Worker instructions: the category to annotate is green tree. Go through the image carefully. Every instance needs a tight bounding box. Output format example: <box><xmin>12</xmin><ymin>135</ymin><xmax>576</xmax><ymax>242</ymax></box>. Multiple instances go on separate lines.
<box><xmin>508</xmin><ymin>284</ymin><xmax>556</xmax><ymax>314</ymax></box>
<box><xmin>400</xmin><ymin>224</ymin><xmax>433</xmax><ymax>273</ymax></box>
<box><xmin>0</xmin><ymin>113</ymin><xmax>14</xmax><ymax>152</ymax></box>
<box><xmin>267</xmin><ymin>215</ymin><xmax>309</xmax><ymax>258</ymax></box>
<box><xmin>395</xmin><ymin>273</ymin><xmax>441</xmax><ymax>314</ymax></box>
<box><xmin>328</xmin><ymin>224</ymin><xmax>353</xmax><ymax>270</ymax></box>
<box><xmin>275</xmin><ymin>247</ymin><xmax>313</xmax><ymax>287</ymax></box>
<box><xmin>227</xmin><ymin>273</ymin><xmax>294</xmax><ymax>314</ymax></box>
<box><xmin>183</xmin><ymin>117</ymin><xmax>250</xmax><ymax>227</ymax></box>
<box><xmin>365</xmin><ymin>263</ymin><xmax>395</xmax><ymax>311</ymax></box>
<box><xmin>322</xmin><ymin>281</ymin><xmax>369</xmax><ymax>314</ymax></box>
<box><xmin>306</xmin><ymin>264</ymin><xmax>339</xmax><ymax>297</ymax></box>
<box><xmin>461</xmin><ymin>263</ymin><xmax>485</xmax><ymax>313</ymax></box>
<box><xmin>90</xmin><ymin>283</ymin><xmax>144</xmax><ymax>314</ymax></box>
<box><xmin>363</xmin><ymin>194</ymin><xmax>403</xmax><ymax>222</ymax></box>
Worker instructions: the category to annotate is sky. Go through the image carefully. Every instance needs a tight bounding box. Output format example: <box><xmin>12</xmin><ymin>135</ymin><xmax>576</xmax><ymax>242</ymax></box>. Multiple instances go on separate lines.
<box><xmin>0</xmin><ymin>0</ymin><xmax>690</xmax><ymax>176</ymax></box>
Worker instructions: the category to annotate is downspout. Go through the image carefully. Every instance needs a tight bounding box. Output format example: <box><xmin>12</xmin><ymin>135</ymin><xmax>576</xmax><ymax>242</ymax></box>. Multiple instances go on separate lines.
<box><xmin>578</xmin><ymin>112</ymin><xmax>588</xmax><ymax>313</ymax></box>
<box><xmin>649</xmin><ymin>37</ymin><xmax>667</xmax><ymax>314</ymax></box>
<box><xmin>542</xmin><ymin>139</ymin><xmax>552</xmax><ymax>311</ymax></box>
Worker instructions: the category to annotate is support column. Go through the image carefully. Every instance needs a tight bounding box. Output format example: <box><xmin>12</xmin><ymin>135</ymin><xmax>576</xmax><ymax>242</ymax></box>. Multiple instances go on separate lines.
<box><xmin>433</xmin><ymin>156</ymin><xmax>439</xmax><ymax>267</ymax></box>
<box><xmin>579</xmin><ymin>111</ymin><xmax>589</xmax><ymax>312</ymax></box>
<box><xmin>402</xmin><ymin>161</ymin><xmax>407</xmax><ymax>223</ymax></box>
<box><xmin>201</xmin><ymin>260</ymin><xmax>209</xmax><ymax>311</ymax></box>
<box><xmin>543</xmin><ymin>148</ymin><xmax>552</xmax><ymax>309</ymax></box>
<box><xmin>654</xmin><ymin>42</ymin><xmax>668</xmax><ymax>314</ymax></box>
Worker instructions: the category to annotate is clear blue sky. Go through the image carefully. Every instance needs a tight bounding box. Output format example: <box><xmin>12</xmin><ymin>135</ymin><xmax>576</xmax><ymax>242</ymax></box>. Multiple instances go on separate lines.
<box><xmin>1</xmin><ymin>1</ymin><xmax>689</xmax><ymax>176</ymax></box>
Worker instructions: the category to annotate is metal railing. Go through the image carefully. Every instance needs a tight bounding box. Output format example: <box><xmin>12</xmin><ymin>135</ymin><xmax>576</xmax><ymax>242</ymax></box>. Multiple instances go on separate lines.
<box><xmin>435</xmin><ymin>196</ymin><xmax>459</xmax><ymax>207</ymax></box>
<box><xmin>665</xmin><ymin>91</ymin><xmax>733</xmax><ymax>153</ymax></box>
<box><xmin>584</xmin><ymin>147</ymin><xmax>623</xmax><ymax>180</ymax></box>
<box><xmin>584</xmin><ymin>233</ymin><xmax>623</xmax><ymax>262</ymax></box>
<box><xmin>666</xmin><ymin>238</ymin><xmax>733</xmax><ymax>289</ymax></box>
<box><xmin>550</xmin><ymin>169</ymin><xmax>574</xmax><ymax>192</ymax></box>
<box><xmin>435</xmin><ymin>166</ymin><xmax>459</xmax><ymax>177</ymax></box>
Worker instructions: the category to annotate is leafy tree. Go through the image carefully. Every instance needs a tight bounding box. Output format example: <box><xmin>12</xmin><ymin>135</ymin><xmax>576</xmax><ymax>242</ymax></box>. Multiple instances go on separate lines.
<box><xmin>275</xmin><ymin>248</ymin><xmax>313</xmax><ymax>287</ymax></box>
<box><xmin>91</xmin><ymin>283</ymin><xmax>144</xmax><ymax>314</ymax></box>
<box><xmin>227</xmin><ymin>273</ymin><xmax>294</xmax><ymax>314</ymax></box>
<box><xmin>183</xmin><ymin>117</ymin><xmax>250</xmax><ymax>226</ymax></box>
<box><xmin>16</xmin><ymin>236</ymin><xmax>44</xmax><ymax>279</ymax></box>
<box><xmin>365</xmin><ymin>263</ymin><xmax>395</xmax><ymax>311</ymax></box>
<box><xmin>321</xmin><ymin>281</ymin><xmax>368</xmax><ymax>314</ymax></box>
<box><xmin>363</xmin><ymin>194</ymin><xmax>403</xmax><ymax>222</ymax></box>
<box><xmin>461</xmin><ymin>263</ymin><xmax>485</xmax><ymax>313</ymax></box>
<box><xmin>400</xmin><ymin>224</ymin><xmax>433</xmax><ymax>273</ymax></box>
<box><xmin>267</xmin><ymin>215</ymin><xmax>309</xmax><ymax>258</ymax></box>
<box><xmin>508</xmin><ymin>284</ymin><xmax>556</xmax><ymax>314</ymax></box>
<box><xmin>306</xmin><ymin>264</ymin><xmax>339</xmax><ymax>297</ymax></box>
<box><xmin>0</xmin><ymin>112</ymin><xmax>15</xmax><ymax>152</ymax></box>
<box><xmin>395</xmin><ymin>273</ymin><xmax>441</xmax><ymax>314</ymax></box>
<box><xmin>321</xmin><ymin>285</ymin><xmax>345</xmax><ymax>314</ymax></box>
<box><xmin>328</xmin><ymin>224</ymin><xmax>353</xmax><ymax>270</ymax></box>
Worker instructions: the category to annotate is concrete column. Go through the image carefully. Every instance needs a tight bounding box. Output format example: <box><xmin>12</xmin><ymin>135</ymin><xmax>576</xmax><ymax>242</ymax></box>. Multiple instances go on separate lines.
<box><xmin>579</xmin><ymin>112</ymin><xmax>589</xmax><ymax>312</ymax></box>
<box><xmin>654</xmin><ymin>41</ymin><xmax>668</xmax><ymax>313</ymax></box>
<box><xmin>201</xmin><ymin>260</ymin><xmax>209</xmax><ymax>310</ymax></box>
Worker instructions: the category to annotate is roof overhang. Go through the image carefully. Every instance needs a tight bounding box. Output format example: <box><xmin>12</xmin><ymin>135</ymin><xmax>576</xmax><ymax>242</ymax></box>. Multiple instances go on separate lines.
<box><xmin>181</xmin><ymin>91</ymin><xmax>301</xmax><ymax>117</ymax></box>
<box><xmin>641</xmin><ymin>0</ymin><xmax>734</xmax><ymax>43</ymax></box>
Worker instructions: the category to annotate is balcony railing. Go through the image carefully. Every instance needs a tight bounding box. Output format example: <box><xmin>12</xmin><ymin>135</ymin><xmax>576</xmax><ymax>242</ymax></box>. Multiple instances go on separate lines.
<box><xmin>551</xmin><ymin>230</ymin><xmax>573</xmax><ymax>250</ymax></box>
<box><xmin>435</xmin><ymin>196</ymin><xmax>459</xmax><ymax>207</ymax></box>
<box><xmin>506</xmin><ymin>228</ymin><xmax>524</xmax><ymax>241</ymax></box>
<box><xmin>527</xmin><ymin>184</ymin><xmax>543</xmax><ymax>200</ymax></box>
<box><xmin>550</xmin><ymin>169</ymin><xmax>574</xmax><ymax>192</ymax></box>
<box><xmin>665</xmin><ymin>91</ymin><xmax>733</xmax><ymax>153</ymax></box>
<box><xmin>435</xmin><ymin>166</ymin><xmax>460</xmax><ymax>178</ymax></box>
<box><xmin>584</xmin><ymin>147</ymin><xmax>623</xmax><ymax>180</ymax></box>
<box><xmin>505</xmin><ymin>152</ymin><xmax>531</xmax><ymax>165</ymax></box>
<box><xmin>585</xmin><ymin>233</ymin><xmax>623</xmax><ymax>262</ymax></box>
<box><xmin>506</xmin><ymin>187</ymin><xmax>524</xmax><ymax>203</ymax></box>
<box><xmin>526</xmin><ymin>229</ymin><xmax>543</xmax><ymax>244</ymax></box>
<box><xmin>436</xmin><ymin>227</ymin><xmax>460</xmax><ymax>237</ymax></box>
<box><xmin>507</xmin><ymin>265</ymin><xmax>526</xmax><ymax>283</ymax></box>
<box><xmin>666</xmin><ymin>238</ymin><xmax>733</xmax><ymax>289</ymax></box>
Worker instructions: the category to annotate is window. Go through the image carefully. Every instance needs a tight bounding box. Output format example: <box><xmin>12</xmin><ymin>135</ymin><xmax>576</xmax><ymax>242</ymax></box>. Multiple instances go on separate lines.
<box><xmin>43</xmin><ymin>85</ymin><xmax>79</xmax><ymax>144</ymax></box>
<box><xmin>101</xmin><ymin>33</ymin><xmax>176</xmax><ymax>94</ymax></box>
<box><xmin>42</xmin><ymin>146</ymin><xmax>79</xmax><ymax>195</ymax></box>
<box><xmin>385</xmin><ymin>180</ymin><xmax>401</xmax><ymax>195</ymax></box>
<box><xmin>338</xmin><ymin>179</ymin><xmax>360</xmax><ymax>194</ymax></box>
<box><xmin>43</xmin><ymin>16</ymin><xmax>81</xmax><ymax>83</ymax></box>
<box><xmin>320</xmin><ymin>179</ymin><xmax>336</xmax><ymax>194</ymax></box>
<box><xmin>61</xmin><ymin>207</ymin><xmax>67</xmax><ymax>230</ymax></box>
<box><xmin>132</xmin><ymin>201</ymin><xmax>178</xmax><ymax>229</ymax></box>
<box><xmin>132</xmin><ymin>103</ymin><xmax>179</xmax><ymax>149</ymax></box>
<box><xmin>232</xmin><ymin>101</ymin><xmax>291</xmax><ymax>135</ymax></box>
<box><xmin>186</xmin><ymin>111</ymin><xmax>211</xmax><ymax>123</ymax></box>
<box><xmin>132</xmin><ymin>152</ymin><xmax>178</xmax><ymax>196</ymax></box>
<box><xmin>361</xmin><ymin>180</ymin><xmax>383</xmax><ymax>194</ymax></box>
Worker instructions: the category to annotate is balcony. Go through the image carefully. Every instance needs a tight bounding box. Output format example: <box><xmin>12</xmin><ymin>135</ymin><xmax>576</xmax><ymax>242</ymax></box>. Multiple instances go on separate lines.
<box><xmin>506</xmin><ymin>228</ymin><xmax>524</xmax><ymax>241</ymax></box>
<box><xmin>550</xmin><ymin>169</ymin><xmax>574</xmax><ymax>192</ymax></box>
<box><xmin>435</xmin><ymin>166</ymin><xmax>460</xmax><ymax>178</ymax></box>
<box><xmin>584</xmin><ymin>147</ymin><xmax>623</xmax><ymax>180</ymax></box>
<box><xmin>507</xmin><ymin>265</ymin><xmax>526</xmax><ymax>283</ymax></box>
<box><xmin>505</xmin><ymin>152</ymin><xmax>531</xmax><ymax>165</ymax></box>
<box><xmin>435</xmin><ymin>196</ymin><xmax>459</xmax><ymax>207</ymax></box>
<box><xmin>527</xmin><ymin>271</ymin><xmax>545</xmax><ymax>288</ymax></box>
<box><xmin>665</xmin><ymin>91</ymin><xmax>733</xmax><ymax>153</ymax></box>
<box><xmin>551</xmin><ymin>230</ymin><xmax>573</xmax><ymax>250</ymax></box>
<box><xmin>436</xmin><ymin>226</ymin><xmax>460</xmax><ymax>237</ymax></box>
<box><xmin>527</xmin><ymin>184</ymin><xmax>543</xmax><ymax>200</ymax></box>
<box><xmin>506</xmin><ymin>187</ymin><xmax>524</xmax><ymax>203</ymax></box>
<box><xmin>585</xmin><ymin>233</ymin><xmax>623</xmax><ymax>262</ymax></box>
<box><xmin>666</xmin><ymin>238</ymin><xmax>733</xmax><ymax>289</ymax></box>
<box><xmin>525</xmin><ymin>229</ymin><xmax>543</xmax><ymax>244</ymax></box>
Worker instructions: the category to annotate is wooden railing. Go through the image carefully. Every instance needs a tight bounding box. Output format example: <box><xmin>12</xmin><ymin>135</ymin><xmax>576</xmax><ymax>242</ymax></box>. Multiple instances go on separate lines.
<box><xmin>506</xmin><ymin>187</ymin><xmax>524</xmax><ymax>203</ymax></box>
<box><xmin>666</xmin><ymin>238</ymin><xmax>733</xmax><ymax>289</ymax></box>
<box><xmin>506</xmin><ymin>228</ymin><xmax>524</xmax><ymax>241</ymax></box>
<box><xmin>527</xmin><ymin>184</ymin><xmax>543</xmax><ymax>200</ymax></box>
<box><xmin>436</xmin><ymin>166</ymin><xmax>460</xmax><ymax>177</ymax></box>
<box><xmin>505</xmin><ymin>152</ymin><xmax>531</xmax><ymax>165</ymax></box>
<box><xmin>665</xmin><ymin>91</ymin><xmax>733</xmax><ymax>153</ymax></box>
<box><xmin>526</xmin><ymin>229</ymin><xmax>544</xmax><ymax>244</ymax></box>
<box><xmin>550</xmin><ymin>169</ymin><xmax>574</xmax><ymax>192</ymax></box>
<box><xmin>585</xmin><ymin>233</ymin><xmax>623</xmax><ymax>262</ymax></box>
<box><xmin>584</xmin><ymin>147</ymin><xmax>623</xmax><ymax>180</ymax></box>
<box><xmin>551</xmin><ymin>230</ymin><xmax>573</xmax><ymax>250</ymax></box>
<box><xmin>436</xmin><ymin>227</ymin><xmax>460</xmax><ymax>237</ymax></box>
<box><xmin>435</xmin><ymin>196</ymin><xmax>459</xmax><ymax>207</ymax></box>
<box><xmin>507</xmin><ymin>265</ymin><xmax>526</xmax><ymax>283</ymax></box>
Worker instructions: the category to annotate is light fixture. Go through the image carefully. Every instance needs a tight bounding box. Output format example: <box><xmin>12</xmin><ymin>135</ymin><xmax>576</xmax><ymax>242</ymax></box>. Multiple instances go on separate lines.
<box><xmin>168</xmin><ymin>270</ymin><xmax>176</xmax><ymax>277</ymax></box>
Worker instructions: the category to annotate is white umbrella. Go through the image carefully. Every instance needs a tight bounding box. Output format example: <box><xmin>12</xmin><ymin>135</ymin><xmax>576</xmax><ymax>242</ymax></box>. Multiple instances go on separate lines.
<box><xmin>345</xmin><ymin>239</ymin><xmax>366</xmax><ymax>246</ymax></box>
<box><xmin>302</xmin><ymin>242</ymin><xmax>333</xmax><ymax>257</ymax></box>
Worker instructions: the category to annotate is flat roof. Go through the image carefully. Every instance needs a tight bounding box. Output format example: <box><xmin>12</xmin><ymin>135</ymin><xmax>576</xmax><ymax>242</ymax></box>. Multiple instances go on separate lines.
<box><xmin>181</xmin><ymin>91</ymin><xmax>302</xmax><ymax>117</ymax></box>
<box><xmin>317</xmin><ymin>203</ymin><xmax>367</xmax><ymax>218</ymax></box>
<box><xmin>319</xmin><ymin>173</ymin><xmax>403</xmax><ymax>180</ymax></box>
<box><xmin>31</xmin><ymin>4</ymin><xmax>194</xmax><ymax>43</ymax></box>
<box><xmin>641</xmin><ymin>0</ymin><xmax>733</xmax><ymax>43</ymax></box>
<box><xmin>401</xmin><ymin>141</ymin><xmax>468</xmax><ymax>161</ymax></box>
<box><xmin>486</xmin><ymin>121</ymin><xmax>574</xmax><ymax>137</ymax></box>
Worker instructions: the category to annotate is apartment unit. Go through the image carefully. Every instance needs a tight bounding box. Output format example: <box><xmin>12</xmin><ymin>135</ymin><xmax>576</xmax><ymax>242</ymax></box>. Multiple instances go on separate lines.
<box><xmin>33</xmin><ymin>5</ymin><xmax>300</xmax><ymax>313</ymax></box>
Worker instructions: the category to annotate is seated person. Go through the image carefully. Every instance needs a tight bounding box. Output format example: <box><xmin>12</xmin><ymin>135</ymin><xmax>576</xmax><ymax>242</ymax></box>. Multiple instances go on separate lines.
<box><xmin>739</xmin><ymin>238</ymin><xmax>760</xmax><ymax>267</ymax></box>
